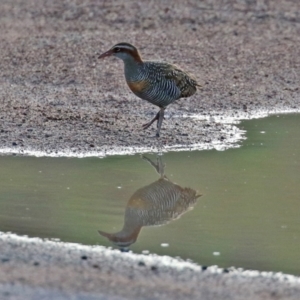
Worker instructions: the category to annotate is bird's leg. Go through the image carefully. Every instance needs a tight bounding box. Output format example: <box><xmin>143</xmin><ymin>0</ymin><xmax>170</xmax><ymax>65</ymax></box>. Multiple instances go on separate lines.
<box><xmin>156</xmin><ymin>108</ymin><xmax>165</xmax><ymax>137</ymax></box>
<box><xmin>141</xmin><ymin>155</ymin><xmax>166</xmax><ymax>178</ymax></box>
<box><xmin>142</xmin><ymin>111</ymin><xmax>160</xmax><ymax>130</ymax></box>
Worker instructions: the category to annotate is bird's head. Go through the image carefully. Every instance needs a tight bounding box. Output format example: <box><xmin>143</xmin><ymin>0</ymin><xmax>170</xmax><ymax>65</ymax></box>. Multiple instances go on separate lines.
<box><xmin>98</xmin><ymin>42</ymin><xmax>142</xmax><ymax>63</ymax></box>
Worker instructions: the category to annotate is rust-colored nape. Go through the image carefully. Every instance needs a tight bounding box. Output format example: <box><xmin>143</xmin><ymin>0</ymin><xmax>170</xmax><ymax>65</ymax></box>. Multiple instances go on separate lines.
<box><xmin>129</xmin><ymin>48</ymin><xmax>142</xmax><ymax>63</ymax></box>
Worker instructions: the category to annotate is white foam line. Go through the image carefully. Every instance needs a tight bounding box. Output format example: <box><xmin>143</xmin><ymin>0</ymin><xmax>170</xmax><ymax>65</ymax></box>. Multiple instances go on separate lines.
<box><xmin>188</xmin><ymin>107</ymin><xmax>300</xmax><ymax>124</ymax></box>
<box><xmin>0</xmin><ymin>107</ymin><xmax>298</xmax><ymax>158</ymax></box>
<box><xmin>0</xmin><ymin>124</ymin><xmax>245</xmax><ymax>157</ymax></box>
<box><xmin>0</xmin><ymin>138</ymin><xmax>243</xmax><ymax>157</ymax></box>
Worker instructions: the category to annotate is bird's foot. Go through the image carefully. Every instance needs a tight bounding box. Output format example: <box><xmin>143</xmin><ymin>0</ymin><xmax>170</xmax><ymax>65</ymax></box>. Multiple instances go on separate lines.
<box><xmin>142</xmin><ymin>121</ymin><xmax>155</xmax><ymax>130</ymax></box>
<box><xmin>142</xmin><ymin>111</ymin><xmax>160</xmax><ymax>130</ymax></box>
<box><xmin>142</xmin><ymin>123</ymin><xmax>161</xmax><ymax>136</ymax></box>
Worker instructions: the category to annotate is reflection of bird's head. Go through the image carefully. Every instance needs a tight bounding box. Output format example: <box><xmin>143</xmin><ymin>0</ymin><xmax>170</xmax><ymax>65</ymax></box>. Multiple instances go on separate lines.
<box><xmin>98</xmin><ymin>226</ymin><xmax>141</xmax><ymax>249</ymax></box>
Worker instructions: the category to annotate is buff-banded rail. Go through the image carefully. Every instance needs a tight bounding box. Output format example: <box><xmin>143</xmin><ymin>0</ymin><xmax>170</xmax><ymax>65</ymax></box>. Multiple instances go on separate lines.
<box><xmin>99</xmin><ymin>42</ymin><xmax>201</xmax><ymax>137</ymax></box>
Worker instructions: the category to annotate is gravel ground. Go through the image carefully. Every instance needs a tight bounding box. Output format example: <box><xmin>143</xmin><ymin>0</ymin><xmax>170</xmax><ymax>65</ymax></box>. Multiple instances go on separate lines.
<box><xmin>1</xmin><ymin>232</ymin><xmax>300</xmax><ymax>300</ymax></box>
<box><xmin>1</xmin><ymin>0</ymin><xmax>300</xmax><ymax>299</ymax></box>
<box><xmin>0</xmin><ymin>0</ymin><xmax>299</xmax><ymax>156</ymax></box>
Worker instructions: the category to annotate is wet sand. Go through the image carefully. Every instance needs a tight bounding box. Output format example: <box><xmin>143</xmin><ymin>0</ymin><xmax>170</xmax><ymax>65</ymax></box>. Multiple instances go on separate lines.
<box><xmin>0</xmin><ymin>0</ymin><xmax>300</xmax><ymax>299</ymax></box>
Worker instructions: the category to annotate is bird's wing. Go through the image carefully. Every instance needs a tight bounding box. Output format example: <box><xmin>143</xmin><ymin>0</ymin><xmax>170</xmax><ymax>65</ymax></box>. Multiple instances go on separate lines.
<box><xmin>163</xmin><ymin>64</ymin><xmax>202</xmax><ymax>98</ymax></box>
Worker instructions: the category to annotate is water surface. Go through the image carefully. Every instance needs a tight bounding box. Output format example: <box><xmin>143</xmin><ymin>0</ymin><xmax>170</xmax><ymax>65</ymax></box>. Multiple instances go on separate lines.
<box><xmin>0</xmin><ymin>114</ymin><xmax>299</xmax><ymax>275</ymax></box>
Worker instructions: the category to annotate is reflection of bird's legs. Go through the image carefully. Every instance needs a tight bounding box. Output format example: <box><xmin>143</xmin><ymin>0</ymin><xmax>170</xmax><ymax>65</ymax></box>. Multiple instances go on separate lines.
<box><xmin>156</xmin><ymin>155</ymin><xmax>165</xmax><ymax>177</ymax></box>
<box><xmin>141</xmin><ymin>155</ymin><xmax>166</xmax><ymax>178</ymax></box>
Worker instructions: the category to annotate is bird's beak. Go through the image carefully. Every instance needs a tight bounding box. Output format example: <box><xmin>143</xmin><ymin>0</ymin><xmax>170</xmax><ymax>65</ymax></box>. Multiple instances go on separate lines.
<box><xmin>98</xmin><ymin>230</ymin><xmax>113</xmax><ymax>239</ymax></box>
<box><xmin>98</xmin><ymin>49</ymin><xmax>113</xmax><ymax>59</ymax></box>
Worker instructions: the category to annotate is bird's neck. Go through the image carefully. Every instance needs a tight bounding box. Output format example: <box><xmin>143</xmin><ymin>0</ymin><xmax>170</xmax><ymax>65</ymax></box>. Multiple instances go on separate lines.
<box><xmin>123</xmin><ymin>55</ymin><xmax>143</xmax><ymax>80</ymax></box>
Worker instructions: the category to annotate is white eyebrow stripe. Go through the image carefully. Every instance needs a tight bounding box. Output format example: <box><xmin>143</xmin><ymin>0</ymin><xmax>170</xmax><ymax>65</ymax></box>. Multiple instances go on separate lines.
<box><xmin>113</xmin><ymin>45</ymin><xmax>135</xmax><ymax>51</ymax></box>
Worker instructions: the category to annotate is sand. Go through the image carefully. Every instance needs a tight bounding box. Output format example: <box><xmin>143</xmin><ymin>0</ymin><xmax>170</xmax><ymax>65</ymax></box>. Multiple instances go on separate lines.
<box><xmin>1</xmin><ymin>232</ymin><xmax>300</xmax><ymax>300</ymax></box>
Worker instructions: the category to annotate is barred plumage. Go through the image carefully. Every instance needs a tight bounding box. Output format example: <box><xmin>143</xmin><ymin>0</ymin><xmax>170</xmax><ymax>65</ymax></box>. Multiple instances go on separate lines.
<box><xmin>99</xmin><ymin>42</ymin><xmax>201</xmax><ymax>137</ymax></box>
<box><xmin>126</xmin><ymin>62</ymin><xmax>198</xmax><ymax>107</ymax></box>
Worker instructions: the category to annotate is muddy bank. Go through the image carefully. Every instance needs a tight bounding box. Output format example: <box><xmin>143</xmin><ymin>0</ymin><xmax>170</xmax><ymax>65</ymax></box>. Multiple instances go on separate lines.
<box><xmin>0</xmin><ymin>0</ymin><xmax>299</xmax><ymax>156</ymax></box>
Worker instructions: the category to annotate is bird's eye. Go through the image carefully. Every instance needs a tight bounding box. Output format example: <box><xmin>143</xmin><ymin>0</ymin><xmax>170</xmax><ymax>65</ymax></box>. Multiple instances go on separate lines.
<box><xmin>115</xmin><ymin>47</ymin><xmax>121</xmax><ymax>52</ymax></box>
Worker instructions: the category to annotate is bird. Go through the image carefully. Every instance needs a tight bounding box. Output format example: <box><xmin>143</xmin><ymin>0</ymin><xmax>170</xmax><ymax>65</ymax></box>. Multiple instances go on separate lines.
<box><xmin>98</xmin><ymin>42</ymin><xmax>201</xmax><ymax>137</ymax></box>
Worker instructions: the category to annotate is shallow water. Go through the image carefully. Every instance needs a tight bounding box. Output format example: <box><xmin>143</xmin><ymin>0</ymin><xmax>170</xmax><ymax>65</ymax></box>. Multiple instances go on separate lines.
<box><xmin>0</xmin><ymin>114</ymin><xmax>299</xmax><ymax>275</ymax></box>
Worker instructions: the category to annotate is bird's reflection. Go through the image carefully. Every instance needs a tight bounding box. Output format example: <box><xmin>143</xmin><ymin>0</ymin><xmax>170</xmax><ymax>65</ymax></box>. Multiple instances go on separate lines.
<box><xmin>99</xmin><ymin>155</ymin><xmax>201</xmax><ymax>250</ymax></box>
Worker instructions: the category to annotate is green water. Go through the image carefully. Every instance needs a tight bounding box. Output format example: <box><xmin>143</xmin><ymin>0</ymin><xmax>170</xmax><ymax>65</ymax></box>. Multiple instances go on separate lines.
<box><xmin>0</xmin><ymin>114</ymin><xmax>299</xmax><ymax>275</ymax></box>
